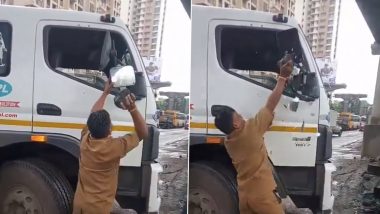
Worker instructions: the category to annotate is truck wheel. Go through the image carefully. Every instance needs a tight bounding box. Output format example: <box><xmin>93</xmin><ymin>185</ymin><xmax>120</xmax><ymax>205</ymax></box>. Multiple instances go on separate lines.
<box><xmin>0</xmin><ymin>159</ymin><xmax>74</xmax><ymax>214</ymax></box>
<box><xmin>338</xmin><ymin>131</ymin><xmax>342</xmax><ymax>137</ymax></box>
<box><xmin>189</xmin><ymin>161</ymin><xmax>239</xmax><ymax>214</ymax></box>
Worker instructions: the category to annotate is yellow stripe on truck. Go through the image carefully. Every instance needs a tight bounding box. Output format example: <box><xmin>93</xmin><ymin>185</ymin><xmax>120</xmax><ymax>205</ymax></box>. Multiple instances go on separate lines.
<box><xmin>33</xmin><ymin>121</ymin><xmax>85</xmax><ymax>129</ymax></box>
<box><xmin>190</xmin><ymin>122</ymin><xmax>216</xmax><ymax>129</ymax></box>
<box><xmin>0</xmin><ymin>119</ymin><xmax>134</xmax><ymax>131</ymax></box>
<box><xmin>190</xmin><ymin>122</ymin><xmax>318</xmax><ymax>133</ymax></box>
<box><xmin>0</xmin><ymin>119</ymin><xmax>32</xmax><ymax>126</ymax></box>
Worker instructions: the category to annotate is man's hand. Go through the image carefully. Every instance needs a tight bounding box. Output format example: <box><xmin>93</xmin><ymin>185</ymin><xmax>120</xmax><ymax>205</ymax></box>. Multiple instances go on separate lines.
<box><xmin>264</xmin><ymin>55</ymin><xmax>294</xmax><ymax>113</ymax></box>
<box><xmin>279</xmin><ymin>54</ymin><xmax>294</xmax><ymax>79</ymax></box>
<box><xmin>122</xmin><ymin>93</ymin><xmax>148</xmax><ymax>140</ymax></box>
<box><xmin>103</xmin><ymin>80</ymin><xmax>113</xmax><ymax>95</ymax></box>
<box><xmin>280</xmin><ymin>61</ymin><xmax>293</xmax><ymax>78</ymax></box>
<box><xmin>121</xmin><ymin>94</ymin><xmax>137</xmax><ymax>112</ymax></box>
<box><xmin>91</xmin><ymin>79</ymin><xmax>112</xmax><ymax>112</ymax></box>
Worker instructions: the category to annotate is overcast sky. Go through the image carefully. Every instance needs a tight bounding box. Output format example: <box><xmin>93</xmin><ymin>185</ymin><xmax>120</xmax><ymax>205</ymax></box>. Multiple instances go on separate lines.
<box><xmin>159</xmin><ymin>0</ymin><xmax>190</xmax><ymax>93</ymax></box>
<box><xmin>159</xmin><ymin>0</ymin><xmax>379</xmax><ymax>103</ymax></box>
<box><xmin>334</xmin><ymin>0</ymin><xmax>378</xmax><ymax>104</ymax></box>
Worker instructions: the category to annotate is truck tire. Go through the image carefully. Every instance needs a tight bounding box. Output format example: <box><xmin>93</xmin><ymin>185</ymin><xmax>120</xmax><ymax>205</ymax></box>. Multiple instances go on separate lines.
<box><xmin>0</xmin><ymin>159</ymin><xmax>74</xmax><ymax>214</ymax></box>
<box><xmin>189</xmin><ymin>161</ymin><xmax>239</xmax><ymax>214</ymax></box>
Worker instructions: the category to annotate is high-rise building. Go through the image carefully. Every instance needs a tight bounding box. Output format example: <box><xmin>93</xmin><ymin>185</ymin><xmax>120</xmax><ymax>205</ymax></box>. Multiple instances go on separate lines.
<box><xmin>124</xmin><ymin>0</ymin><xmax>167</xmax><ymax>58</ymax></box>
<box><xmin>193</xmin><ymin>0</ymin><xmax>296</xmax><ymax>17</ymax></box>
<box><xmin>298</xmin><ymin>0</ymin><xmax>341</xmax><ymax>60</ymax></box>
<box><xmin>3</xmin><ymin>0</ymin><xmax>121</xmax><ymax>16</ymax></box>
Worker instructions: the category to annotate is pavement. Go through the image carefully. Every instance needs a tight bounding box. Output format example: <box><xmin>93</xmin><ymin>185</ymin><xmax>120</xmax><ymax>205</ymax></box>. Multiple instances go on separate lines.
<box><xmin>331</xmin><ymin>130</ymin><xmax>380</xmax><ymax>214</ymax></box>
<box><xmin>157</xmin><ymin>128</ymin><xmax>188</xmax><ymax>214</ymax></box>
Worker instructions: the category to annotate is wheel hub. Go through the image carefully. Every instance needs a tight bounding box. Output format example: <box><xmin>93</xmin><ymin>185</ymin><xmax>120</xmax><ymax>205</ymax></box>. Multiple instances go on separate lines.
<box><xmin>189</xmin><ymin>189</ymin><xmax>218</xmax><ymax>214</ymax></box>
<box><xmin>2</xmin><ymin>186</ymin><xmax>42</xmax><ymax>214</ymax></box>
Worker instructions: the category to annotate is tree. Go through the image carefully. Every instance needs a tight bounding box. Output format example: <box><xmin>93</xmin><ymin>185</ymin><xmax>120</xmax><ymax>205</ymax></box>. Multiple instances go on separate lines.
<box><xmin>330</xmin><ymin>100</ymin><xmax>343</xmax><ymax>113</ymax></box>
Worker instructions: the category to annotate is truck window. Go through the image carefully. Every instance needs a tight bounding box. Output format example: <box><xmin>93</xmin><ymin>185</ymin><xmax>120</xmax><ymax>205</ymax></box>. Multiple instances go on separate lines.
<box><xmin>44</xmin><ymin>26</ymin><xmax>135</xmax><ymax>90</ymax></box>
<box><xmin>216</xmin><ymin>26</ymin><xmax>310</xmax><ymax>94</ymax></box>
<box><xmin>0</xmin><ymin>23</ymin><xmax>11</xmax><ymax>77</ymax></box>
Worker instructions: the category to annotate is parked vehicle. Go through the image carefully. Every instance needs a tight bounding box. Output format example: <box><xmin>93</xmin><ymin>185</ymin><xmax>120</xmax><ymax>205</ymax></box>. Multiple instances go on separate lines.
<box><xmin>330</xmin><ymin>110</ymin><xmax>342</xmax><ymax>136</ymax></box>
<box><xmin>338</xmin><ymin>112</ymin><xmax>361</xmax><ymax>130</ymax></box>
<box><xmin>332</xmin><ymin>125</ymin><xmax>343</xmax><ymax>137</ymax></box>
<box><xmin>359</xmin><ymin>116</ymin><xmax>367</xmax><ymax>131</ymax></box>
<box><xmin>185</xmin><ymin>115</ymin><xmax>191</xmax><ymax>130</ymax></box>
<box><xmin>185</xmin><ymin>120</ymin><xmax>189</xmax><ymax>130</ymax></box>
<box><xmin>159</xmin><ymin>110</ymin><xmax>186</xmax><ymax>128</ymax></box>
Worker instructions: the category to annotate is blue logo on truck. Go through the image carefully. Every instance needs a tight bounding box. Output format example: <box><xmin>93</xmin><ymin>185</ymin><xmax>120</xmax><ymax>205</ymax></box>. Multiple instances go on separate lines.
<box><xmin>0</xmin><ymin>80</ymin><xmax>12</xmax><ymax>97</ymax></box>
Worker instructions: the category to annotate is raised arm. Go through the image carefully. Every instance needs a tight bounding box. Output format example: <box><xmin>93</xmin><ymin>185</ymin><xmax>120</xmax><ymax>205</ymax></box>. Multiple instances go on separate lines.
<box><xmin>121</xmin><ymin>94</ymin><xmax>149</xmax><ymax>140</ymax></box>
<box><xmin>91</xmin><ymin>80</ymin><xmax>113</xmax><ymax>113</ymax></box>
<box><xmin>265</xmin><ymin>56</ymin><xmax>293</xmax><ymax>112</ymax></box>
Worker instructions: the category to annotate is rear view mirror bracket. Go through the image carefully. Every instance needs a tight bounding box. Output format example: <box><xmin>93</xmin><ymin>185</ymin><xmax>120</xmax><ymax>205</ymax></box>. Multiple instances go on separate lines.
<box><xmin>288</xmin><ymin>72</ymin><xmax>319</xmax><ymax>102</ymax></box>
<box><xmin>127</xmin><ymin>71</ymin><xmax>147</xmax><ymax>100</ymax></box>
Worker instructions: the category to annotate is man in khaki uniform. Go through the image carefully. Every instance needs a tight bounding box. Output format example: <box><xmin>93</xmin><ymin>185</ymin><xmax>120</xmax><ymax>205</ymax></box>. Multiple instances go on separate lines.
<box><xmin>211</xmin><ymin>55</ymin><xmax>293</xmax><ymax>214</ymax></box>
<box><xmin>73</xmin><ymin>80</ymin><xmax>148</xmax><ymax>214</ymax></box>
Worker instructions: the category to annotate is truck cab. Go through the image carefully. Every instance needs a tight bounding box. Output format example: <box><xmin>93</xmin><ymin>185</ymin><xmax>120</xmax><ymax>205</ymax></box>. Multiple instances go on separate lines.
<box><xmin>0</xmin><ymin>5</ymin><xmax>161</xmax><ymax>213</ymax></box>
<box><xmin>189</xmin><ymin>6</ymin><xmax>335</xmax><ymax>213</ymax></box>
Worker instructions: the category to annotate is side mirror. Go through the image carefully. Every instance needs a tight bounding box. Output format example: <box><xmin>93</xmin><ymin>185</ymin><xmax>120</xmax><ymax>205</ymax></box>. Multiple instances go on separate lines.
<box><xmin>128</xmin><ymin>72</ymin><xmax>147</xmax><ymax>100</ymax></box>
<box><xmin>114</xmin><ymin>88</ymin><xmax>131</xmax><ymax>109</ymax></box>
<box><xmin>110</xmin><ymin>65</ymin><xmax>136</xmax><ymax>87</ymax></box>
<box><xmin>302</xmin><ymin>72</ymin><xmax>320</xmax><ymax>99</ymax></box>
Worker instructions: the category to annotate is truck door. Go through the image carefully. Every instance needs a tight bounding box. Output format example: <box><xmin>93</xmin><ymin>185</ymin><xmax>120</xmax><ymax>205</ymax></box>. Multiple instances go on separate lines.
<box><xmin>0</xmin><ymin>20</ymin><xmax>33</xmax><ymax>133</ymax></box>
<box><xmin>33</xmin><ymin>21</ymin><xmax>147</xmax><ymax>166</ymax></box>
<box><xmin>207</xmin><ymin>20</ymin><xmax>320</xmax><ymax>167</ymax></box>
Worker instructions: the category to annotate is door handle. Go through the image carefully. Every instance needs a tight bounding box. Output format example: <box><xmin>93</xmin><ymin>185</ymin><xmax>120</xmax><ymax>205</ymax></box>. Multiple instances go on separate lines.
<box><xmin>37</xmin><ymin>103</ymin><xmax>62</xmax><ymax>116</ymax></box>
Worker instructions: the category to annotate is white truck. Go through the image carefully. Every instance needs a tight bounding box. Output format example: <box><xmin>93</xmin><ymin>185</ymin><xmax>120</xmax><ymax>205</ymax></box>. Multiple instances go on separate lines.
<box><xmin>0</xmin><ymin>5</ymin><xmax>161</xmax><ymax>214</ymax></box>
<box><xmin>189</xmin><ymin>6</ymin><xmax>335</xmax><ymax>214</ymax></box>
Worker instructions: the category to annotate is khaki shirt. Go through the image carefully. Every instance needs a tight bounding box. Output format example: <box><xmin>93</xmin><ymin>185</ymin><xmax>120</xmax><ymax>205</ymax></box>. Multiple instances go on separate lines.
<box><xmin>73</xmin><ymin>126</ymin><xmax>140</xmax><ymax>214</ymax></box>
<box><xmin>225</xmin><ymin>107</ymin><xmax>276</xmax><ymax>199</ymax></box>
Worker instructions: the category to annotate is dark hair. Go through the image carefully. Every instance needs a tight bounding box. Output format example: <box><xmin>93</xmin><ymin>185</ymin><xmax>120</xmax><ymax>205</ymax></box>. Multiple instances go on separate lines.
<box><xmin>87</xmin><ymin>110</ymin><xmax>112</xmax><ymax>139</ymax></box>
<box><xmin>211</xmin><ymin>105</ymin><xmax>236</xmax><ymax>135</ymax></box>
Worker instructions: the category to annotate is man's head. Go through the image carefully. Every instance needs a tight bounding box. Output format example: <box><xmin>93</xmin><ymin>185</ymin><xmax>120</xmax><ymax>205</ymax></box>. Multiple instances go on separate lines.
<box><xmin>211</xmin><ymin>105</ymin><xmax>245</xmax><ymax>135</ymax></box>
<box><xmin>87</xmin><ymin>110</ymin><xmax>112</xmax><ymax>139</ymax></box>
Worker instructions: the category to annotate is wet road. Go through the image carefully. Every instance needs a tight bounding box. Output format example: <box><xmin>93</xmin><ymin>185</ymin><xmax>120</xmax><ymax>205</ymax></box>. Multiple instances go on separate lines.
<box><xmin>158</xmin><ymin>128</ymin><xmax>189</xmax><ymax>214</ymax></box>
<box><xmin>159</xmin><ymin>129</ymin><xmax>188</xmax><ymax>149</ymax></box>
<box><xmin>332</xmin><ymin>130</ymin><xmax>363</xmax><ymax>160</ymax></box>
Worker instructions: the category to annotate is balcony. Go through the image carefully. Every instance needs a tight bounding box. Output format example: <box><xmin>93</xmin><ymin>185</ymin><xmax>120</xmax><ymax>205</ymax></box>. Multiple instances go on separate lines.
<box><xmin>310</xmin><ymin>30</ymin><xmax>319</xmax><ymax>35</ymax></box>
<box><xmin>15</xmin><ymin>0</ymin><xmax>44</xmax><ymax>7</ymax></box>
